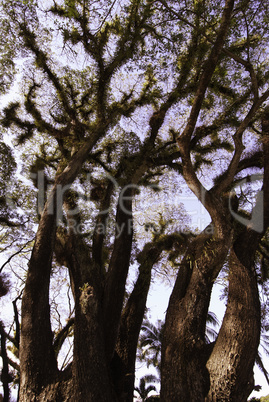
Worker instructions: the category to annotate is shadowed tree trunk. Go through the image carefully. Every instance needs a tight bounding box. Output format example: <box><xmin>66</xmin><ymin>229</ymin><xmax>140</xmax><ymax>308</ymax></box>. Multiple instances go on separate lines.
<box><xmin>0</xmin><ymin>322</ymin><xmax>10</xmax><ymax>402</ymax></box>
<box><xmin>206</xmin><ymin>240</ymin><xmax>260</xmax><ymax>402</ymax></box>
<box><xmin>205</xmin><ymin>107</ymin><xmax>269</xmax><ymax>401</ymax></box>
<box><xmin>19</xmin><ymin>137</ymin><xmax>115</xmax><ymax>401</ymax></box>
<box><xmin>114</xmin><ymin>234</ymin><xmax>187</xmax><ymax>402</ymax></box>
<box><xmin>113</xmin><ymin>243</ymin><xmax>161</xmax><ymax>402</ymax></box>
<box><xmin>161</xmin><ymin>1</ymin><xmax>235</xmax><ymax>397</ymax></box>
<box><xmin>161</xmin><ymin>109</ymin><xmax>269</xmax><ymax>401</ymax></box>
<box><xmin>161</xmin><ymin>219</ymin><xmax>233</xmax><ymax>401</ymax></box>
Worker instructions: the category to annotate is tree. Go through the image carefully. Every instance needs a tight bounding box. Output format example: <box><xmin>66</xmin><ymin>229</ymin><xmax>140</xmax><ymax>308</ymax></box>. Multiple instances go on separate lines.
<box><xmin>134</xmin><ymin>375</ymin><xmax>159</xmax><ymax>402</ymax></box>
<box><xmin>248</xmin><ymin>396</ymin><xmax>269</xmax><ymax>402</ymax></box>
<box><xmin>157</xmin><ymin>1</ymin><xmax>269</xmax><ymax>400</ymax></box>
<box><xmin>138</xmin><ymin>318</ymin><xmax>163</xmax><ymax>373</ymax></box>
<box><xmin>0</xmin><ymin>0</ymin><xmax>269</xmax><ymax>401</ymax></box>
<box><xmin>138</xmin><ymin>312</ymin><xmax>218</xmax><ymax>373</ymax></box>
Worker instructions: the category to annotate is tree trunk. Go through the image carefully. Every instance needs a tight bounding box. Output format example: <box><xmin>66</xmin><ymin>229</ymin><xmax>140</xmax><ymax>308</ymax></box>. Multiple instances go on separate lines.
<box><xmin>19</xmin><ymin>195</ymin><xmax>58</xmax><ymax>401</ymax></box>
<box><xmin>66</xmin><ymin>230</ymin><xmax>115</xmax><ymax>401</ymax></box>
<box><xmin>113</xmin><ymin>242</ymin><xmax>163</xmax><ymax>401</ymax></box>
<box><xmin>54</xmin><ymin>187</ymin><xmax>136</xmax><ymax>401</ymax></box>
<box><xmin>103</xmin><ymin>187</ymin><xmax>134</xmax><ymax>362</ymax></box>
<box><xmin>19</xmin><ymin>135</ymin><xmax>111</xmax><ymax>400</ymax></box>
<box><xmin>205</xmin><ymin>113</ymin><xmax>269</xmax><ymax>400</ymax></box>
<box><xmin>206</xmin><ymin>243</ymin><xmax>260</xmax><ymax>401</ymax></box>
<box><xmin>161</xmin><ymin>224</ymin><xmax>232</xmax><ymax>401</ymax></box>
<box><xmin>0</xmin><ymin>322</ymin><xmax>10</xmax><ymax>402</ymax></box>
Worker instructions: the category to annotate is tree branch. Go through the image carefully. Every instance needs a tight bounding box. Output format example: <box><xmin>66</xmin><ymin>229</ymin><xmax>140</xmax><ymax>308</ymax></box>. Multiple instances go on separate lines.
<box><xmin>19</xmin><ymin>23</ymin><xmax>74</xmax><ymax>117</ymax></box>
<box><xmin>0</xmin><ymin>239</ymin><xmax>34</xmax><ymax>274</ymax></box>
<box><xmin>53</xmin><ymin>317</ymin><xmax>75</xmax><ymax>358</ymax></box>
<box><xmin>176</xmin><ymin>0</ymin><xmax>235</xmax><ymax>214</ymax></box>
<box><xmin>214</xmin><ymin>89</ymin><xmax>269</xmax><ymax>194</ymax></box>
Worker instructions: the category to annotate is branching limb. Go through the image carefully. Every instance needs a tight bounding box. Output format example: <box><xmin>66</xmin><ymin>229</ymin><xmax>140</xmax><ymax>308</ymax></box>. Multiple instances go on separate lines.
<box><xmin>13</xmin><ymin>293</ymin><xmax>22</xmax><ymax>350</ymax></box>
<box><xmin>19</xmin><ymin>23</ymin><xmax>73</xmax><ymax>117</ymax></box>
<box><xmin>0</xmin><ymin>239</ymin><xmax>34</xmax><ymax>274</ymax></box>
<box><xmin>176</xmin><ymin>0</ymin><xmax>235</xmax><ymax>214</ymax></box>
<box><xmin>159</xmin><ymin>0</ymin><xmax>259</xmax><ymax>101</ymax></box>
<box><xmin>114</xmin><ymin>232</ymin><xmax>190</xmax><ymax>400</ymax></box>
<box><xmin>0</xmin><ymin>217</ymin><xmax>22</xmax><ymax>228</ymax></box>
<box><xmin>53</xmin><ymin>317</ymin><xmax>75</xmax><ymax>358</ymax></box>
<box><xmin>214</xmin><ymin>89</ymin><xmax>269</xmax><ymax>194</ymax></box>
<box><xmin>92</xmin><ymin>180</ymin><xmax>114</xmax><ymax>269</ymax></box>
<box><xmin>24</xmin><ymin>83</ymin><xmax>68</xmax><ymax>139</ymax></box>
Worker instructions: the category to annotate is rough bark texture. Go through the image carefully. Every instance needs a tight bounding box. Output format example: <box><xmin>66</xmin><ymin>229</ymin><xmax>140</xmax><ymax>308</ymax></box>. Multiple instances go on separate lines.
<box><xmin>113</xmin><ymin>236</ymin><xmax>179</xmax><ymax>402</ymax></box>
<box><xmin>206</xmin><ymin>244</ymin><xmax>260</xmax><ymax>402</ymax></box>
<box><xmin>66</xmin><ymin>232</ymin><xmax>115</xmax><ymax>401</ymax></box>
<box><xmin>113</xmin><ymin>245</ymin><xmax>159</xmax><ymax>402</ymax></box>
<box><xmin>19</xmin><ymin>133</ymin><xmax>109</xmax><ymax>400</ymax></box>
<box><xmin>19</xmin><ymin>195</ymin><xmax>58</xmax><ymax>401</ymax></box>
<box><xmin>0</xmin><ymin>322</ymin><xmax>10</xmax><ymax>402</ymax></box>
<box><xmin>54</xmin><ymin>227</ymin><xmax>116</xmax><ymax>401</ymax></box>
<box><xmin>161</xmin><ymin>220</ymin><xmax>232</xmax><ymax>401</ymax></box>
<box><xmin>161</xmin><ymin>4</ymin><xmax>236</xmax><ymax>396</ymax></box>
<box><xmin>160</xmin><ymin>107</ymin><xmax>269</xmax><ymax>401</ymax></box>
<box><xmin>103</xmin><ymin>187</ymin><xmax>134</xmax><ymax>362</ymax></box>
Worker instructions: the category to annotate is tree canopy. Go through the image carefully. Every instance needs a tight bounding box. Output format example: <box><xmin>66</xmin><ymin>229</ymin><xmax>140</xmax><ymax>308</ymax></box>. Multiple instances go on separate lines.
<box><xmin>0</xmin><ymin>0</ymin><xmax>269</xmax><ymax>401</ymax></box>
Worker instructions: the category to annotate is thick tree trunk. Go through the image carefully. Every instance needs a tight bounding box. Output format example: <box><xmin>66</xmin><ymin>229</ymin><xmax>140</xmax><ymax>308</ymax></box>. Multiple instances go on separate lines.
<box><xmin>65</xmin><ymin>230</ymin><xmax>115</xmax><ymax>401</ymax></box>
<box><xmin>206</xmin><ymin>244</ymin><xmax>260</xmax><ymax>401</ymax></box>
<box><xmin>0</xmin><ymin>322</ymin><xmax>10</xmax><ymax>402</ymax></box>
<box><xmin>103</xmin><ymin>187</ymin><xmax>134</xmax><ymax>362</ymax></box>
<box><xmin>72</xmin><ymin>291</ymin><xmax>115</xmax><ymax>401</ymax></box>
<box><xmin>113</xmin><ymin>242</ymin><xmax>163</xmax><ymax>401</ymax></box>
<box><xmin>205</xmin><ymin>114</ymin><xmax>269</xmax><ymax>400</ymax></box>
<box><xmin>54</xmin><ymin>187</ymin><xmax>136</xmax><ymax>401</ymax></box>
<box><xmin>54</xmin><ymin>233</ymin><xmax>117</xmax><ymax>401</ymax></box>
<box><xmin>19</xmin><ymin>195</ymin><xmax>58</xmax><ymax>401</ymax></box>
<box><xmin>19</xmin><ymin>134</ymin><xmax>109</xmax><ymax>400</ymax></box>
<box><xmin>161</xmin><ymin>224</ymin><xmax>232</xmax><ymax>401</ymax></box>
<box><xmin>161</xmin><ymin>109</ymin><xmax>269</xmax><ymax>401</ymax></box>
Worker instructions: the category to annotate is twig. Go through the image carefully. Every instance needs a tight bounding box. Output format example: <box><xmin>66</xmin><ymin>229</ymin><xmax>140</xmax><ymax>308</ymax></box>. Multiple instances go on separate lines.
<box><xmin>0</xmin><ymin>239</ymin><xmax>34</xmax><ymax>274</ymax></box>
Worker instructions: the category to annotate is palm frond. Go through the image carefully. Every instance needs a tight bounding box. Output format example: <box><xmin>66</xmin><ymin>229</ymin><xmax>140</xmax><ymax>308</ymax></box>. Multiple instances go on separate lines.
<box><xmin>255</xmin><ymin>352</ymin><xmax>269</xmax><ymax>385</ymax></box>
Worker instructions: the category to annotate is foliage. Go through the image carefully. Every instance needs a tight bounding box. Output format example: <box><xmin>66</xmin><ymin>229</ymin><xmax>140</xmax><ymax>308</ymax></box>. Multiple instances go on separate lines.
<box><xmin>134</xmin><ymin>374</ymin><xmax>159</xmax><ymax>402</ymax></box>
<box><xmin>0</xmin><ymin>0</ymin><xmax>268</xmax><ymax>400</ymax></box>
<box><xmin>138</xmin><ymin>318</ymin><xmax>163</xmax><ymax>373</ymax></box>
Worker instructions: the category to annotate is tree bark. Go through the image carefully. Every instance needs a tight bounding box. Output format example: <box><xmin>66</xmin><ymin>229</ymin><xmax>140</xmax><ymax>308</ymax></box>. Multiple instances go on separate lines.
<box><xmin>0</xmin><ymin>322</ymin><xmax>10</xmax><ymax>402</ymax></box>
<box><xmin>65</xmin><ymin>230</ymin><xmax>115</xmax><ymax>401</ymax></box>
<box><xmin>206</xmin><ymin>110</ymin><xmax>269</xmax><ymax>401</ymax></box>
<box><xmin>55</xmin><ymin>194</ymin><xmax>115</xmax><ymax>401</ymax></box>
<box><xmin>19</xmin><ymin>132</ymin><xmax>108</xmax><ymax>400</ymax></box>
<box><xmin>161</xmin><ymin>221</ymin><xmax>232</xmax><ymax>401</ymax></box>
<box><xmin>113</xmin><ymin>243</ymin><xmax>161</xmax><ymax>402</ymax></box>
<box><xmin>19</xmin><ymin>194</ymin><xmax>58</xmax><ymax>400</ymax></box>
<box><xmin>103</xmin><ymin>187</ymin><xmax>134</xmax><ymax>362</ymax></box>
<box><xmin>206</xmin><ymin>242</ymin><xmax>260</xmax><ymax>402</ymax></box>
